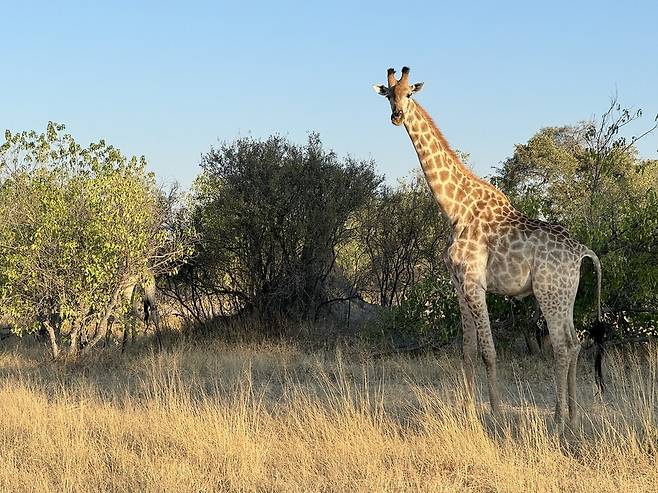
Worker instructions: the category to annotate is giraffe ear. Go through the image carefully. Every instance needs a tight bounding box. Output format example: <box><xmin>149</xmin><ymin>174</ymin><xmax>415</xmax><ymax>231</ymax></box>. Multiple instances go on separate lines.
<box><xmin>372</xmin><ymin>84</ymin><xmax>388</xmax><ymax>96</ymax></box>
<box><xmin>411</xmin><ymin>82</ymin><xmax>424</xmax><ymax>94</ymax></box>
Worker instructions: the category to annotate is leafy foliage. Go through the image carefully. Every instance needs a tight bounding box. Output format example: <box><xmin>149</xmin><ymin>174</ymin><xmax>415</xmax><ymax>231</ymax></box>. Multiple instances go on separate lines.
<box><xmin>165</xmin><ymin>133</ymin><xmax>380</xmax><ymax>325</ymax></box>
<box><xmin>384</xmin><ymin>275</ymin><xmax>460</xmax><ymax>344</ymax></box>
<box><xmin>493</xmin><ymin>99</ymin><xmax>658</xmax><ymax>338</ymax></box>
<box><xmin>342</xmin><ymin>173</ymin><xmax>446</xmax><ymax>307</ymax></box>
<box><xmin>2</xmin><ymin>97</ymin><xmax>656</xmax><ymax>354</ymax></box>
<box><xmin>0</xmin><ymin>123</ymin><xmax>189</xmax><ymax>356</ymax></box>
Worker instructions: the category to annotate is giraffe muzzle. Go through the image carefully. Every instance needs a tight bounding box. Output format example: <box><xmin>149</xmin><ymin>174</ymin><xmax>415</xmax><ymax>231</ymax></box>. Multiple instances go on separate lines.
<box><xmin>391</xmin><ymin>111</ymin><xmax>404</xmax><ymax>125</ymax></box>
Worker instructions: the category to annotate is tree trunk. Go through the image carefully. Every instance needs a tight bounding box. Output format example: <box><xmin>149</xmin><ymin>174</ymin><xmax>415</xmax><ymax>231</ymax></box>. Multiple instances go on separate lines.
<box><xmin>43</xmin><ymin>321</ymin><xmax>60</xmax><ymax>360</ymax></box>
<box><xmin>69</xmin><ymin>323</ymin><xmax>80</xmax><ymax>357</ymax></box>
<box><xmin>81</xmin><ymin>285</ymin><xmax>123</xmax><ymax>355</ymax></box>
<box><xmin>81</xmin><ymin>317</ymin><xmax>111</xmax><ymax>354</ymax></box>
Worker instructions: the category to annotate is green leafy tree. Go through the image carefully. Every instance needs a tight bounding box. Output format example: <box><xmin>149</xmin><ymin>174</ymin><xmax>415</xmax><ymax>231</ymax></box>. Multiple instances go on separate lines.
<box><xmin>0</xmin><ymin>123</ymin><xmax>189</xmax><ymax>357</ymax></box>
<box><xmin>166</xmin><ymin>133</ymin><xmax>380</xmax><ymax>325</ymax></box>
<box><xmin>493</xmin><ymin>98</ymin><xmax>658</xmax><ymax>338</ymax></box>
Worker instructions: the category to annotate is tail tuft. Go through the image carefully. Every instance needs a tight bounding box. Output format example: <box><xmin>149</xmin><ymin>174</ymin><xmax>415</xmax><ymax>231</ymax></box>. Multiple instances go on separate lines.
<box><xmin>591</xmin><ymin>319</ymin><xmax>609</xmax><ymax>395</ymax></box>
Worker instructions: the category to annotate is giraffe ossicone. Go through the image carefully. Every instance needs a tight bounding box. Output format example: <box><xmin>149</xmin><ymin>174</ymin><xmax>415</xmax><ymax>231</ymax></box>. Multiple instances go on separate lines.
<box><xmin>373</xmin><ymin>66</ymin><xmax>602</xmax><ymax>426</ymax></box>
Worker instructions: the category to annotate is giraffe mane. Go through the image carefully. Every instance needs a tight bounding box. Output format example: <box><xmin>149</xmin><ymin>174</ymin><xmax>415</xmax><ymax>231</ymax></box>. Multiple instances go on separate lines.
<box><xmin>413</xmin><ymin>101</ymin><xmax>508</xmax><ymax>200</ymax></box>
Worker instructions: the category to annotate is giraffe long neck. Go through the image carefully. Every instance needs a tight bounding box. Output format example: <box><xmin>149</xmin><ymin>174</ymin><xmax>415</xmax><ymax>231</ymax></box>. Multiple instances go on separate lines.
<box><xmin>403</xmin><ymin>101</ymin><xmax>505</xmax><ymax>227</ymax></box>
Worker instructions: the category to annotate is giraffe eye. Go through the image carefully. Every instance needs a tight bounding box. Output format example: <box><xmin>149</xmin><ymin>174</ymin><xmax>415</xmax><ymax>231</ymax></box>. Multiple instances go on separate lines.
<box><xmin>406</xmin><ymin>94</ymin><xmax>412</xmax><ymax>98</ymax></box>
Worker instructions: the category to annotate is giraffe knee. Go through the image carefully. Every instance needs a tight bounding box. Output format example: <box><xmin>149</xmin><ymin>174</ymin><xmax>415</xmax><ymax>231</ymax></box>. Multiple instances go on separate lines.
<box><xmin>552</xmin><ymin>343</ymin><xmax>569</xmax><ymax>363</ymax></box>
<box><xmin>462</xmin><ymin>332</ymin><xmax>477</xmax><ymax>358</ymax></box>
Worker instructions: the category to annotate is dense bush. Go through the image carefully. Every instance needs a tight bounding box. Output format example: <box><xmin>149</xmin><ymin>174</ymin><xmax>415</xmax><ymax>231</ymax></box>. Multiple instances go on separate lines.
<box><xmin>0</xmin><ymin>123</ymin><xmax>188</xmax><ymax>357</ymax></box>
<box><xmin>383</xmin><ymin>275</ymin><xmax>460</xmax><ymax>345</ymax></box>
<box><xmin>164</xmin><ymin>133</ymin><xmax>380</xmax><ymax>325</ymax></box>
<box><xmin>343</xmin><ymin>174</ymin><xmax>445</xmax><ymax>307</ymax></box>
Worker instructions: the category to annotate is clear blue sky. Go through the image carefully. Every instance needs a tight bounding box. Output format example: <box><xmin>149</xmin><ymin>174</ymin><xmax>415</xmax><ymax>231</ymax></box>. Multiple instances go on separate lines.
<box><xmin>2</xmin><ymin>1</ymin><xmax>657</xmax><ymax>188</ymax></box>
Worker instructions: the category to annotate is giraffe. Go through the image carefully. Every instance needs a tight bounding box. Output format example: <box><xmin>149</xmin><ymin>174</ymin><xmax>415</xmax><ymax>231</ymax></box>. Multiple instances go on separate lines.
<box><xmin>373</xmin><ymin>67</ymin><xmax>602</xmax><ymax>426</ymax></box>
<box><xmin>119</xmin><ymin>269</ymin><xmax>162</xmax><ymax>352</ymax></box>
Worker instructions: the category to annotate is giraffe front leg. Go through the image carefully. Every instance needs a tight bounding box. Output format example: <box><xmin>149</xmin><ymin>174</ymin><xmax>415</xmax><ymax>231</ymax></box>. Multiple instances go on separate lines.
<box><xmin>462</xmin><ymin>282</ymin><xmax>501</xmax><ymax>416</ymax></box>
<box><xmin>457</xmin><ymin>294</ymin><xmax>477</xmax><ymax>401</ymax></box>
<box><xmin>449</xmin><ymin>269</ymin><xmax>477</xmax><ymax>402</ymax></box>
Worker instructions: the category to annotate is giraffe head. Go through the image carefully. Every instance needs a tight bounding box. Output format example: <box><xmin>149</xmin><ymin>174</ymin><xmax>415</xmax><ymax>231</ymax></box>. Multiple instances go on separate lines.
<box><xmin>372</xmin><ymin>66</ymin><xmax>424</xmax><ymax>126</ymax></box>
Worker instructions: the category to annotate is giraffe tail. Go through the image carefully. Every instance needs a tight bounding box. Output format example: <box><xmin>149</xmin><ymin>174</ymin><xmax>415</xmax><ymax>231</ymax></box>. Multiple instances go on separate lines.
<box><xmin>582</xmin><ymin>248</ymin><xmax>605</xmax><ymax>394</ymax></box>
<box><xmin>581</xmin><ymin>248</ymin><xmax>602</xmax><ymax>321</ymax></box>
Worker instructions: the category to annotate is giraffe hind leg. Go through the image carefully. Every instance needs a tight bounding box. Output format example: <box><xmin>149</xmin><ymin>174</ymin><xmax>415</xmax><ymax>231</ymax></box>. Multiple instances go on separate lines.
<box><xmin>567</xmin><ymin>340</ymin><xmax>581</xmax><ymax>426</ymax></box>
<box><xmin>535</xmin><ymin>287</ymin><xmax>580</xmax><ymax>427</ymax></box>
<box><xmin>565</xmin><ymin>298</ymin><xmax>581</xmax><ymax>426</ymax></box>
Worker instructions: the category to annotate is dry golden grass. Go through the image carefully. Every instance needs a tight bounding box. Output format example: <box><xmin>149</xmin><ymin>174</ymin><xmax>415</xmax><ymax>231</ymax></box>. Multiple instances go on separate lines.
<box><xmin>0</xmin><ymin>335</ymin><xmax>656</xmax><ymax>492</ymax></box>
